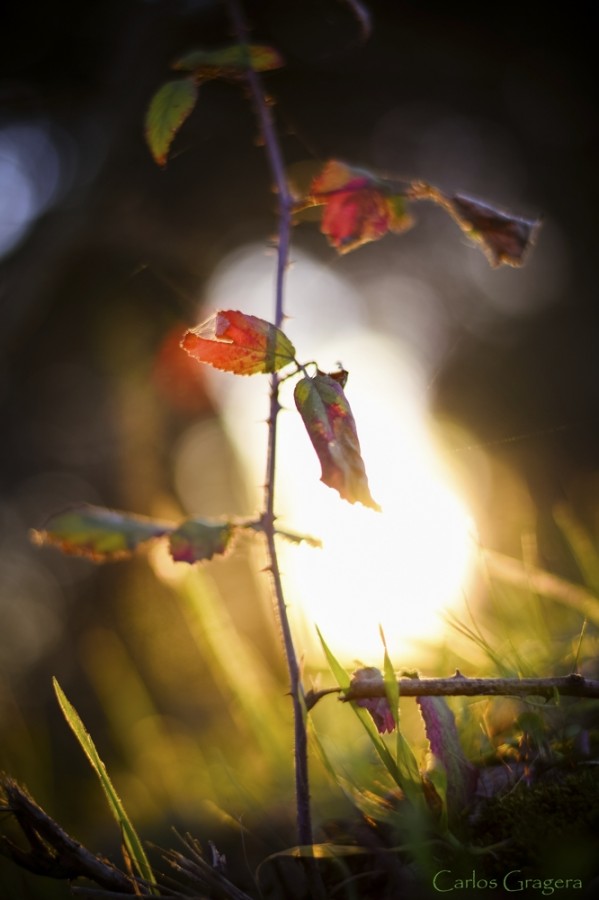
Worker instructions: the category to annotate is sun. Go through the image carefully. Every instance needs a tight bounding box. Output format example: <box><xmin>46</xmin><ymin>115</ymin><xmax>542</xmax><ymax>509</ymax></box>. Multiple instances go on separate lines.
<box><xmin>194</xmin><ymin>243</ymin><xmax>476</xmax><ymax>666</ymax></box>
<box><xmin>275</xmin><ymin>331</ymin><xmax>475</xmax><ymax>665</ymax></box>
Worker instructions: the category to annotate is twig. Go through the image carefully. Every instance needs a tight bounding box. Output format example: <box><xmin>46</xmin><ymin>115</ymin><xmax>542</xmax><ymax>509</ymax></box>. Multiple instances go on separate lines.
<box><xmin>0</xmin><ymin>777</ymin><xmax>143</xmax><ymax>894</ymax></box>
<box><xmin>305</xmin><ymin>672</ymin><xmax>599</xmax><ymax>710</ymax></box>
<box><xmin>225</xmin><ymin>0</ymin><xmax>314</xmax><ymax>853</ymax></box>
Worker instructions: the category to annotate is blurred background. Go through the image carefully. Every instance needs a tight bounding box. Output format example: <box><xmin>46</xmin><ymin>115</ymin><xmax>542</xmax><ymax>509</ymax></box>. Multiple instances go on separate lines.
<box><xmin>1</xmin><ymin>1</ymin><xmax>598</xmax><ymax>896</ymax></box>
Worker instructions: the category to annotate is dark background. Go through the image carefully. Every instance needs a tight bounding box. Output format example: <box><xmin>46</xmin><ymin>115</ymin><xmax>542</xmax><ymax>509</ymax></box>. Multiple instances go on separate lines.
<box><xmin>1</xmin><ymin>0</ymin><xmax>598</xmax><ymax>894</ymax></box>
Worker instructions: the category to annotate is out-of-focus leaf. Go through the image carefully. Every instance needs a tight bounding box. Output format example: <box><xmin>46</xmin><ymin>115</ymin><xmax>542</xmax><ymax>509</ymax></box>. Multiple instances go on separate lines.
<box><xmin>417</xmin><ymin>696</ymin><xmax>478</xmax><ymax>822</ymax></box>
<box><xmin>307</xmin><ymin>160</ymin><xmax>413</xmax><ymax>253</ymax></box>
<box><xmin>144</xmin><ymin>78</ymin><xmax>198</xmax><ymax>166</ymax></box>
<box><xmin>351</xmin><ymin>667</ymin><xmax>395</xmax><ymax>734</ymax></box>
<box><xmin>31</xmin><ymin>505</ymin><xmax>172</xmax><ymax>561</ymax></box>
<box><xmin>294</xmin><ymin>372</ymin><xmax>380</xmax><ymax>510</ymax></box>
<box><xmin>447</xmin><ymin>194</ymin><xmax>540</xmax><ymax>267</ymax></box>
<box><xmin>169</xmin><ymin>518</ymin><xmax>234</xmax><ymax>563</ymax></box>
<box><xmin>173</xmin><ymin>44</ymin><xmax>284</xmax><ymax>75</ymax></box>
<box><xmin>53</xmin><ymin>679</ymin><xmax>155</xmax><ymax>886</ymax></box>
<box><xmin>409</xmin><ymin>181</ymin><xmax>540</xmax><ymax>267</ymax></box>
<box><xmin>181</xmin><ymin>310</ymin><xmax>296</xmax><ymax>375</ymax></box>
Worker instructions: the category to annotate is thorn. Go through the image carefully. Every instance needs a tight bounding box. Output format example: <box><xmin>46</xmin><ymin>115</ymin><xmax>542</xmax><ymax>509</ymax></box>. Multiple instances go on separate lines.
<box><xmin>453</xmin><ymin>669</ymin><xmax>467</xmax><ymax>679</ymax></box>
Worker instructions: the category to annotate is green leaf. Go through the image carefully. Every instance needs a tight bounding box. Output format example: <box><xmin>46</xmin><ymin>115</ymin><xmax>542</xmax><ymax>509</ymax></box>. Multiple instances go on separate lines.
<box><xmin>169</xmin><ymin>518</ymin><xmax>234</xmax><ymax>563</ymax></box>
<box><xmin>181</xmin><ymin>309</ymin><xmax>296</xmax><ymax>375</ymax></box>
<box><xmin>145</xmin><ymin>78</ymin><xmax>198</xmax><ymax>166</ymax></box>
<box><xmin>53</xmin><ymin>678</ymin><xmax>155</xmax><ymax>886</ymax></box>
<box><xmin>173</xmin><ymin>44</ymin><xmax>284</xmax><ymax>75</ymax></box>
<box><xmin>294</xmin><ymin>372</ymin><xmax>380</xmax><ymax>510</ymax></box>
<box><xmin>31</xmin><ymin>505</ymin><xmax>172</xmax><ymax>561</ymax></box>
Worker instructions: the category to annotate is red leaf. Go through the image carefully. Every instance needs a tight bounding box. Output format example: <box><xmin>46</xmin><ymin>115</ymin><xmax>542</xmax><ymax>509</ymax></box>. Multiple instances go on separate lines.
<box><xmin>31</xmin><ymin>505</ymin><xmax>173</xmax><ymax>561</ymax></box>
<box><xmin>294</xmin><ymin>372</ymin><xmax>380</xmax><ymax>510</ymax></box>
<box><xmin>181</xmin><ymin>310</ymin><xmax>296</xmax><ymax>375</ymax></box>
<box><xmin>350</xmin><ymin>667</ymin><xmax>395</xmax><ymax>734</ymax></box>
<box><xmin>169</xmin><ymin>518</ymin><xmax>234</xmax><ymax>563</ymax></box>
<box><xmin>308</xmin><ymin>160</ymin><xmax>413</xmax><ymax>253</ymax></box>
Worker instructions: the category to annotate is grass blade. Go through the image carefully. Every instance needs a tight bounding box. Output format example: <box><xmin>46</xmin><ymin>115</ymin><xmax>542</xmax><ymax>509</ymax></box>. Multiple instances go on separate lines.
<box><xmin>53</xmin><ymin>677</ymin><xmax>155</xmax><ymax>886</ymax></box>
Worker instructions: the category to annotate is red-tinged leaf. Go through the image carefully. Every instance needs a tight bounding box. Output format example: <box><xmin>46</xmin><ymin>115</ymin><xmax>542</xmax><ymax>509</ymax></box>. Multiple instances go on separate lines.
<box><xmin>417</xmin><ymin>696</ymin><xmax>478</xmax><ymax>820</ymax></box>
<box><xmin>173</xmin><ymin>44</ymin><xmax>284</xmax><ymax>76</ymax></box>
<box><xmin>181</xmin><ymin>310</ymin><xmax>296</xmax><ymax>375</ymax></box>
<box><xmin>169</xmin><ymin>518</ymin><xmax>234</xmax><ymax>563</ymax></box>
<box><xmin>308</xmin><ymin>160</ymin><xmax>413</xmax><ymax>253</ymax></box>
<box><xmin>145</xmin><ymin>78</ymin><xmax>198</xmax><ymax>166</ymax></box>
<box><xmin>350</xmin><ymin>668</ymin><xmax>395</xmax><ymax>734</ymax></box>
<box><xmin>294</xmin><ymin>373</ymin><xmax>380</xmax><ymax>510</ymax></box>
<box><xmin>31</xmin><ymin>505</ymin><xmax>173</xmax><ymax>561</ymax></box>
<box><xmin>409</xmin><ymin>181</ymin><xmax>540</xmax><ymax>267</ymax></box>
<box><xmin>447</xmin><ymin>193</ymin><xmax>540</xmax><ymax>267</ymax></box>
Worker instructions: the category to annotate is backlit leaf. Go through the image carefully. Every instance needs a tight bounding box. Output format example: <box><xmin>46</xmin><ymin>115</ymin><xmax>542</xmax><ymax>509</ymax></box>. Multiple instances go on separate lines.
<box><xmin>307</xmin><ymin>159</ymin><xmax>413</xmax><ymax>253</ymax></box>
<box><xmin>409</xmin><ymin>181</ymin><xmax>540</xmax><ymax>267</ymax></box>
<box><xmin>351</xmin><ymin>667</ymin><xmax>395</xmax><ymax>734</ymax></box>
<box><xmin>32</xmin><ymin>505</ymin><xmax>172</xmax><ymax>561</ymax></box>
<box><xmin>447</xmin><ymin>193</ymin><xmax>540</xmax><ymax>266</ymax></box>
<box><xmin>417</xmin><ymin>696</ymin><xmax>478</xmax><ymax>821</ymax></box>
<box><xmin>173</xmin><ymin>44</ymin><xmax>284</xmax><ymax>75</ymax></box>
<box><xmin>145</xmin><ymin>78</ymin><xmax>198</xmax><ymax>166</ymax></box>
<box><xmin>181</xmin><ymin>310</ymin><xmax>296</xmax><ymax>375</ymax></box>
<box><xmin>294</xmin><ymin>372</ymin><xmax>380</xmax><ymax>510</ymax></box>
<box><xmin>169</xmin><ymin>518</ymin><xmax>234</xmax><ymax>563</ymax></box>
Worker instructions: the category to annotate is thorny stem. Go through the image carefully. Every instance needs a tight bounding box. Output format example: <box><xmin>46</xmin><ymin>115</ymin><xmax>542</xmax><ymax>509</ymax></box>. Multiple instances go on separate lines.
<box><xmin>306</xmin><ymin>672</ymin><xmax>599</xmax><ymax>711</ymax></box>
<box><xmin>226</xmin><ymin>0</ymin><xmax>314</xmax><ymax>852</ymax></box>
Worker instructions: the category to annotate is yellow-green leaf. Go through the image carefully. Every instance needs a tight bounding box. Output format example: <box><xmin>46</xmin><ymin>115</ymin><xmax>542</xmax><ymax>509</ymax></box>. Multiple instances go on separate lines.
<box><xmin>173</xmin><ymin>43</ymin><xmax>284</xmax><ymax>76</ymax></box>
<box><xmin>145</xmin><ymin>78</ymin><xmax>198</xmax><ymax>166</ymax></box>
<box><xmin>31</xmin><ymin>505</ymin><xmax>172</xmax><ymax>561</ymax></box>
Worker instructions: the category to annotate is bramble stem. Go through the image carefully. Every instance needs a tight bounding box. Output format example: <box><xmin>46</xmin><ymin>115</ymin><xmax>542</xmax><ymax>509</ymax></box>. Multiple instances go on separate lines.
<box><xmin>306</xmin><ymin>672</ymin><xmax>599</xmax><ymax>710</ymax></box>
<box><xmin>226</xmin><ymin>0</ymin><xmax>314</xmax><ymax>850</ymax></box>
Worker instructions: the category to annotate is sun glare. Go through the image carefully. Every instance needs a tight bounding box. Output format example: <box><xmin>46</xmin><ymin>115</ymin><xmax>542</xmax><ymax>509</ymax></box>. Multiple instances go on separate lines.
<box><xmin>198</xmin><ymin>245</ymin><xmax>476</xmax><ymax>665</ymax></box>
<box><xmin>276</xmin><ymin>332</ymin><xmax>475</xmax><ymax>665</ymax></box>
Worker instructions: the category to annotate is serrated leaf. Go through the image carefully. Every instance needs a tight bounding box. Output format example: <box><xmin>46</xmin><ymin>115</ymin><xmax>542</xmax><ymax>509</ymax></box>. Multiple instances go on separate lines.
<box><xmin>53</xmin><ymin>678</ymin><xmax>155</xmax><ymax>886</ymax></box>
<box><xmin>294</xmin><ymin>373</ymin><xmax>380</xmax><ymax>510</ymax></box>
<box><xmin>181</xmin><ymin>309</ymin><xmax>296</xmax><ymax>375</ymax></box>
<box><xmin>32</xmin><ymin>505</ymin><xmax>172</xmax><ymax>561</ymax></box>
<box><xmin>145</xmin><ymin>78</ymin><xmax>198</xmax><ymax>166</ymax></box>
<box><xmin>169</xmin><ymin>518</ymin><xmax>233</xmax><ymax>563</ymax></box>
<box><xmin>173</xmin><ymin>43</ymin><xmax>284</xmax><ymax>75</ymax></box>
<box><xmin>307</xmin><ymin>160</ymin><xmax>413</xmax><ymax>254</ymax></box>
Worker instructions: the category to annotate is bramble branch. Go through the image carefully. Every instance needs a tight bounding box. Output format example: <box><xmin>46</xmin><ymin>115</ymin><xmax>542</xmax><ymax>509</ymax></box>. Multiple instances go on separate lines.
<box><xmin>226</xmin><ymin>0</ymin><xmax>315</xmax><ymax>854</ymax></box>
<box><xmin>305</xmin><ymin>672</ymin><xmax>599</xmax><ymax>710</ymax></box>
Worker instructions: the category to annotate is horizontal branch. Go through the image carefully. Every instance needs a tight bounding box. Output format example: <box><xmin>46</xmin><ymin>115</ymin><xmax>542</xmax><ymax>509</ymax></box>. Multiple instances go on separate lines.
<box><xmin>305</xmin><ymin>672</ymin><xmax>599</xmax><ymax>710</ymax></box>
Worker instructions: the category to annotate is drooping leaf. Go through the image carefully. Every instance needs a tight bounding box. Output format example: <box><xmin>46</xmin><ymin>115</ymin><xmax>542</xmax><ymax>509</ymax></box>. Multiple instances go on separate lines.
<box><xmin>53</xmin><ymin>679</ymin><xmax>155</xmax><ymax>886</ymax></box>
<box><xmin>169</xmin><ymin>518</ymin><xmax>234</xmax><ymax>563</ymax></box>
<box><xmin>351</xmin><ymin>667</ymin><xmax>395</xmax><ymax>734</ymax></box>
<box><xmin>173</xmin><ymin>44</ymin><xmax>284</xmax><ymax>76</ymax></box>
<box><xmin>294</xmin><ymin>372</ymin><xmax>380</xmax><ymax>510</ymax></box>
<box><xmin>31</xmin><ymin>505</ymin><xmax>172</xmax><ymax>561</ymax></box>
<box><xmin>307</xmin><ymin>160</ymin><xmax>413</xmax><ymax>253</ymax></box>
<box><xmin>145</xmin><ymin>78</ymin><xmax>198</xmax><ymax>166</ymax></box>
<box><xmin>447</xmin><ymin>194</ymin><xmax>540</xmax><ymax>267</ymax></box>
<box><xmin>416</xmin><ymin>696</ymin><xmax>478</xmax><ymax>822</ymax></box>
<box><xmin>181</xmin><ymin>310</ymin><xmax>296</xmax><ymax>375</ymax></box>
<box><xmin>409</xmin><ymin>181</ymin><xmax>540</xmax><ymax>267</ymax></box>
